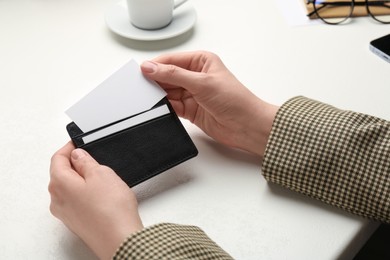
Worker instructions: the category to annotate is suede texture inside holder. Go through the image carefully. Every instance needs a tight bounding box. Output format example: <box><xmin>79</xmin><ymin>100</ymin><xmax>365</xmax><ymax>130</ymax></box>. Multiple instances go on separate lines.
<box><xmin>66</xmin><ymin>98</ymin><xmax>198</xmax><ymax>187</ymax></box>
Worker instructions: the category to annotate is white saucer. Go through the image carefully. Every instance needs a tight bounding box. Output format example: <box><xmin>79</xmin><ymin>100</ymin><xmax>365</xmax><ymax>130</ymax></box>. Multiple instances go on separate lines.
<box><xmin>105</xmin><ymin>1</ymin><xmax>197</xmax><ymax>41</ymax></box>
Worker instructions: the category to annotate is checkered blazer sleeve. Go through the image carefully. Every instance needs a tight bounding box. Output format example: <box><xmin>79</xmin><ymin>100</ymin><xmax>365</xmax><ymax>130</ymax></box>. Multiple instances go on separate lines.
<box><xmin>113</xmin><ymin>223</ymin><xmax>233</xmax><ymax>259</ymax></box>
<box><xmin>262</xmin><ymin>96</ymin><xmax>390</xmax><ymax>222</ymax></box>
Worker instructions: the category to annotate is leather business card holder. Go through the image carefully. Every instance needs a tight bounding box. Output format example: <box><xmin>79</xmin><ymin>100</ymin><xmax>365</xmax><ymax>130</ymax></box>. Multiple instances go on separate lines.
<box><xmin>66</xmin><ymin>97</ymin><xmax>198</xmax><ymax>187</ymax></box>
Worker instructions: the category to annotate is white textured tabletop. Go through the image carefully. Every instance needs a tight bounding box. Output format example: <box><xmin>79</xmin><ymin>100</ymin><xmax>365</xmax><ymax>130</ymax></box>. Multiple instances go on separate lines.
<box><xmin>0</xmin><ymin>0</ymin><xmax>389</xmax><ymax>259</ymax></box>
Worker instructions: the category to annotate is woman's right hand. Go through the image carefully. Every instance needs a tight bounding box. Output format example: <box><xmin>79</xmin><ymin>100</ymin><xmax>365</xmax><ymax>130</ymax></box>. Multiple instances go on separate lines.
<box><xmin>141</xmin><ymin>51</ymin><xmax>279</xmax><ymax>157</ymax></box>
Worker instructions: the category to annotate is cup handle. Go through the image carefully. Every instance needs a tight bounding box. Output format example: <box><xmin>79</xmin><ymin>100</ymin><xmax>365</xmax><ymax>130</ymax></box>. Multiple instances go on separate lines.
<box><xmin>174</xmin><ymin>0</ymin><xmax>188</xmax><ymax>9</ymax></box>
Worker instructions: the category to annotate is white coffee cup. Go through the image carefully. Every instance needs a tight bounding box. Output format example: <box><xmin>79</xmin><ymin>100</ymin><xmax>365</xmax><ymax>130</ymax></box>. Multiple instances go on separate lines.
<box><xmin>126</xmin><ymin>0</ymin><xmax>188</xmax><ymax>30</ymax></box>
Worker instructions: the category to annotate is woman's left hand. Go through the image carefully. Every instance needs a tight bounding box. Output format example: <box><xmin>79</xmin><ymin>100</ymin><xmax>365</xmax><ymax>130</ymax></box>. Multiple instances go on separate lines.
<box><xmin>49</xmin><ymin>142</ymin><xmax>143</xmax><ymax>259</ymax></box>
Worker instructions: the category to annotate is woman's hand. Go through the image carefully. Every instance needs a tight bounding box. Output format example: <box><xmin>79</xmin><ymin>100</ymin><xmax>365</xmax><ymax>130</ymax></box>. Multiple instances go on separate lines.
<box><xmin>141</xmin><ymin>51</ymin><xmax>279</xmax><ymax>157</ymax></box>
<box><xmin>49</xmin><ymin>142</ymin><xmax>143</xmax><ymax>259</ymax></box>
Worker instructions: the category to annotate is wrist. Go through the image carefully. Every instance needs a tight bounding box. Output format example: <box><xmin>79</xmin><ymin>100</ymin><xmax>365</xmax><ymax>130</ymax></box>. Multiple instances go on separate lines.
<box><xmin>91</xmin><ymin>217</ymin><xmax>144</xmax><ymax>259</ymax></box>
<box><xmin>240</xmin><ymin>98</ymin><xmax>279</xmax><ymax>157</ymax></box>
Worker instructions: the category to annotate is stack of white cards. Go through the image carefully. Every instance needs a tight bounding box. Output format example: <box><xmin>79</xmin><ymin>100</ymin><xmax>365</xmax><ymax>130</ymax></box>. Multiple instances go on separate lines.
<box><xmin>66</xmin><ymin>60</ymin><xmax>168</xmax><ymax>144</ymax></box>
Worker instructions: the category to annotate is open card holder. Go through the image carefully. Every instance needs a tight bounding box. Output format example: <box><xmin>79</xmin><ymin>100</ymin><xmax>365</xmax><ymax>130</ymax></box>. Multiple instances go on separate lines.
<box><xmin>66</xmin><ymin>97</ymin><xmax>198</xmax><ymax>187</ymax></box>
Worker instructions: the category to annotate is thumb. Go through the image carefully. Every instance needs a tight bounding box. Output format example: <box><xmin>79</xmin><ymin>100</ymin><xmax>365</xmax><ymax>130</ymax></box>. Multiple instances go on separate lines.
<box><xmin>71</xmin><ymin>148</ymin><xmax>99</xmax><ymax>178</ymax></box>
<box><xmin>141</xmin><ymin>61</ymin><xmax>202</xmax><ymax>94</ymax></box>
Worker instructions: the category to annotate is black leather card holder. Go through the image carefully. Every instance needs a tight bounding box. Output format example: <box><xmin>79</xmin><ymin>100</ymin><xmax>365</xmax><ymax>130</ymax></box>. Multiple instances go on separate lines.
<box><xmin>66</xmin><ymin>97</ymin><xmax>198</xmax><ymax>187</ymax></box>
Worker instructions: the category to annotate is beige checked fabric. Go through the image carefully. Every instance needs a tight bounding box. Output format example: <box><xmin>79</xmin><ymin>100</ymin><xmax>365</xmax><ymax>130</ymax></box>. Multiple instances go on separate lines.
<box><xmin>113</xmin><ymin>223</ymin><xmax>233</xmax><ymax>259</ymax></box>
<box><xmin>263</xmin><ymin>96</ymin><xmax>390</xmax><ymax>223</ymax></box>
<box><xmin>113</xmin><ymin>96</ymin><xmax>390</xmax><ymax>259</ymax></box>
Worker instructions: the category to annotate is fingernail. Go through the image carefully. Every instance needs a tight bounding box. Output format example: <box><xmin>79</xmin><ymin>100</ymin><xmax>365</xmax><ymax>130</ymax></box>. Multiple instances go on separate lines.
<box><xmin>141</xmin><ymin>61</ymin><xmax>157</xmax><ymax>73</ymax></box>
<box><xmin>71</xmin><ymin>149</ymin><xmax>86</xmax><ymax>160</ymax></box>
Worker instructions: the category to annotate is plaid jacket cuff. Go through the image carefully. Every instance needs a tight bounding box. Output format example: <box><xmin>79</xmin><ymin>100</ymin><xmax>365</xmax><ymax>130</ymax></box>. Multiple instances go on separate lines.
<box><xmin>262</xmin><ymin>96</ymin><xmax>390</xmax><ymax>222</ymax></box>
<box><xmin>113</xmin><ymin>223</ymin><xmax>233</xmax><ymax>260</ymax></box>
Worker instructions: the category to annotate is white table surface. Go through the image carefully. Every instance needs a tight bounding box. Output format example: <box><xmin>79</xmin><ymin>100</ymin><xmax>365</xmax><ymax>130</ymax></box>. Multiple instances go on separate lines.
<box><xmin>1</xmin><ymin>0</ymin><xmax>389</xmax><ymax>259</ymax></box>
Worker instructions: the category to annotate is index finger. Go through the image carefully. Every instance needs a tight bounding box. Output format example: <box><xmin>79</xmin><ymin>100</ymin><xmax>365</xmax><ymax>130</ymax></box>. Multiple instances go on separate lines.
<box><xmin>152</xmin><ymin>51</ymin><xmax>210</xmax><ymax>72</ymax></box>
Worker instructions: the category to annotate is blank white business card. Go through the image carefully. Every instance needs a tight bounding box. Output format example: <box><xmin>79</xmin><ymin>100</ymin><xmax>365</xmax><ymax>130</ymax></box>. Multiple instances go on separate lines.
<box><xmin>66</xmin><ymin>59</ymin><xmax>166</xmax><ymax>133</ymax></box>
<box><xmin>82</xmin><ymin>104</ymin><xmax>170</xmax><ymax>144</ymax></box>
